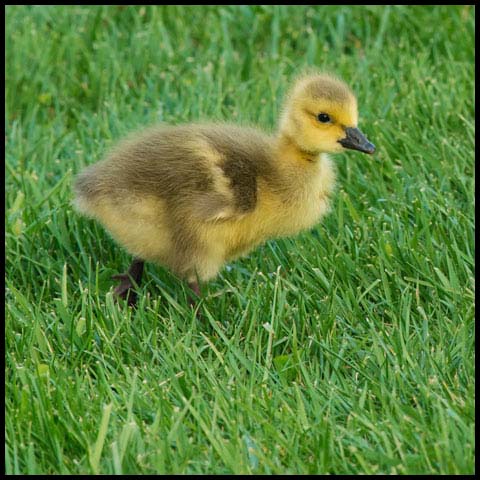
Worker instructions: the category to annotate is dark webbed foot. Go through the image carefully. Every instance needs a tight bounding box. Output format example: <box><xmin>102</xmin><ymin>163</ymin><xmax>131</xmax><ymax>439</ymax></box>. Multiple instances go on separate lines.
<box><xmin>112</xmin><ymin>258</ymin><xmax>144</xmax><ymax>306</ymax></box>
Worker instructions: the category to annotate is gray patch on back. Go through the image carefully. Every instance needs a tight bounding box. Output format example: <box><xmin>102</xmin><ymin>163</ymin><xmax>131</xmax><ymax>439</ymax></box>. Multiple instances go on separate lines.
<box><xmin>200</xmin><ymin>126</ymin><xmax>275</xmax><ymax>214</ymax></box>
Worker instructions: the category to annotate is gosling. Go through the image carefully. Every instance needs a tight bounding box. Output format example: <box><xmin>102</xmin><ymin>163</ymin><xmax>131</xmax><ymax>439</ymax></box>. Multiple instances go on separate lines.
<box><xmin>74</xmin><ymin>73</ymin><xmax>375</xmax><ymax>305</ymax></box>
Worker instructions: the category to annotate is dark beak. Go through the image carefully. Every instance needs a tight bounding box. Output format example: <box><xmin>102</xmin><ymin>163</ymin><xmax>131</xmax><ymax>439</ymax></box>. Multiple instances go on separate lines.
<box><xmin>338</xmin><ymin>127</ymin><xmax>375</xmax><ymax>154</ymax></box>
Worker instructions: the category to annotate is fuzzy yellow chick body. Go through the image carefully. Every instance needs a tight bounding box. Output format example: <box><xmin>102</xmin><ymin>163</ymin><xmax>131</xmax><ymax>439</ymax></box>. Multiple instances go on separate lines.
<box><xmin>74</xmin><ymin>73</ymin><xmax>374</xmax><ymax>303</ymax></box>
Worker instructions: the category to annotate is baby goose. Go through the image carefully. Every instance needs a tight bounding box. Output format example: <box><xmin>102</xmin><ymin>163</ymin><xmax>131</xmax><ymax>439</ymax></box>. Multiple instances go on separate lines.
<box><xmin>74</xmin><ymin>73</ymin><xmax>374</xmax><ymax>305</ymax></box>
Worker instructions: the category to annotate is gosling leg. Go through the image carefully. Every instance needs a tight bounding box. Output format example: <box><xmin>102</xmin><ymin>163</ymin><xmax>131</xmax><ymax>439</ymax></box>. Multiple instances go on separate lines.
<box><xmin>112</xmin><ymin>258</ymin><xmax>144</xmax><ymax>306</ymax></box>
<box><xmin>187</xmin><ymin>280</ymin><xmax>201</xmax><ymax>308</ymax></box>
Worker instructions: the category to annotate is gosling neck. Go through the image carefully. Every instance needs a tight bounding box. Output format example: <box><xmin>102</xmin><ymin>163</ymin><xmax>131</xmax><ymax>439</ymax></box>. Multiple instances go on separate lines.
<box><xmin>276</xmin><ymin>132</ymin><xmax>322</xmax><ymax>164</ymax></box>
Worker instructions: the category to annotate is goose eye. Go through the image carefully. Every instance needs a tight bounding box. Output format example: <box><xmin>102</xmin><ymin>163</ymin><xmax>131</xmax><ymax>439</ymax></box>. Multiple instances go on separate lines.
<box><xmin>317</xmin><ymin>113</ymin><xmax>331</xmax><ymax>123</ymax></box>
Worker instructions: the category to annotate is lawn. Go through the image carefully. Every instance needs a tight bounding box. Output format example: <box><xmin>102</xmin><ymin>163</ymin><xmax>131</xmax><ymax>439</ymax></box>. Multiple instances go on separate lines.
<box><xmin>5</xmin><ymin>5</ymin><xmax>475</xmax><ymax>475</ymax></box>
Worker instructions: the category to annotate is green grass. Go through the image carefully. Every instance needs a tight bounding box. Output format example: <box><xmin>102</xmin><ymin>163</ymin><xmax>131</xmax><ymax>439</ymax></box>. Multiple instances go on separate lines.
<box><xmin>5</xmin><ymin>5</ymin><xmax>475</xmax><ymax>475</ymax></box>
